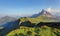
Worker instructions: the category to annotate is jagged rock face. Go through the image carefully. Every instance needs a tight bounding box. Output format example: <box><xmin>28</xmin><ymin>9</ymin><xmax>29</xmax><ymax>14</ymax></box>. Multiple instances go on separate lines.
<box><xmin>40</xmin><ymin>9</ymin><xmax>55</xmax><ymax>18</ymax></box>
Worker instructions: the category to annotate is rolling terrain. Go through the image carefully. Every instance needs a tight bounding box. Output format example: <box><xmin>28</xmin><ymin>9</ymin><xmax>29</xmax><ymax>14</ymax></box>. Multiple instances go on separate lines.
<box><xmin>0</xmin><ymin>9</ymin><xmax>60</xmax><ymax>36</ymax></box>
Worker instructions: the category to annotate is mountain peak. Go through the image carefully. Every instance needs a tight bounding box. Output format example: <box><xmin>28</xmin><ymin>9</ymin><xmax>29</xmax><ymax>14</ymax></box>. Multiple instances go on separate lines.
<box><xmin>39</xmin><ymin>9</ymin><xmax>47</xmax><ymax>14</ymax></box>
<box><xmin>31</xmin><ymin>9</ymin><xmax>55</xmax><ymax>18</ymax></box>
<box><xmin>39</xmin><ymin>9</ymin><xmax>55</xmax><ymax>18</ymax></box>
<box><xmin>41</xmin><ymin>9</ymin><xmax>46</xmax><ymax>12</ymax></box>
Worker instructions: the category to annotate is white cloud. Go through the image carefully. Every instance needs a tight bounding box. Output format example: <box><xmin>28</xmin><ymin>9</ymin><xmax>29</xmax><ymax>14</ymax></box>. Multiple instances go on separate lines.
<box><xmin>47</xmin><ymin>7</ymin><xmax>52</xmax><ymax>12</ymax></box>
<box><xmin>47</xmin><ymin>7</ymin><xmax>60</xmax><ymax>12</ymax></box>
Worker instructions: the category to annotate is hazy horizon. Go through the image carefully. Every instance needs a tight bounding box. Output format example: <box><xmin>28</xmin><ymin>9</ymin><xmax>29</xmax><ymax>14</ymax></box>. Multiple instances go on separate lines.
<box><xmin>0</xmin><ymin>0</ymin><xmax>60</xmax><ymax>16</ymax></box>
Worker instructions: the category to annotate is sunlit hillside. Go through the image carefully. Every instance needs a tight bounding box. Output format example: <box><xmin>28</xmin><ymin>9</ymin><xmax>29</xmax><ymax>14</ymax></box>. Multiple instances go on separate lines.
<box><xmin>20</xmin><ymin>15</ymin><xmax>56</xmax><ymax>24</ymax></box>
<box><xmin>7</xmin><ymin>25</ymin><xmax>60</xmax><ymax>36</ymax></box>
<box><xmin>6</xmin><ymin>16</ymin><xmax>60</xmax><ymax>36</ymax></box>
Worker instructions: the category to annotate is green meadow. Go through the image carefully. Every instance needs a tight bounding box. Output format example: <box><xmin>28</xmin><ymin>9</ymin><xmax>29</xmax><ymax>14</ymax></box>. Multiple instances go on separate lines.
<box><xmin>7</xmin><ymin>16</ymin><xmax>60</xmax><ymax>36</ymax></box>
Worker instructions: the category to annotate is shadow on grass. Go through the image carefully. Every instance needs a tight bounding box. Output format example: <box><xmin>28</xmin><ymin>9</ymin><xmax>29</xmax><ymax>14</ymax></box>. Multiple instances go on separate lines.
<box><xmin>0</xmin><ymin>19</ymin><xmax>60</xmax><ymax>36</ymax></box>
<box><xmin>0</xmin><ymin>19</ymin><xmax>20</xmax><ymax>36</ymax></box>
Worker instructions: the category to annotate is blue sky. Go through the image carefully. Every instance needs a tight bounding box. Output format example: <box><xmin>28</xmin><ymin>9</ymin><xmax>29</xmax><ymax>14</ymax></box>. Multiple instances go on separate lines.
<box><xmin>0</xmin><ymin>0</ymin><xmax>60</xmax><ymax>16</ymax></box>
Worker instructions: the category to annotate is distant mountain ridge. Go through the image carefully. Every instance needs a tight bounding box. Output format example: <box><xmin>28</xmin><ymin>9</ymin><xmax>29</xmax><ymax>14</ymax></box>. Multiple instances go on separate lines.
<box><xmin>0</xmin><ymin>16</ymin><xmax>17</xmax><ymax>26</ymax></box>
<box><xmin>31</xmin><ymin>9</ymin><xmax>55</xmax><ymax>18</ymax></box>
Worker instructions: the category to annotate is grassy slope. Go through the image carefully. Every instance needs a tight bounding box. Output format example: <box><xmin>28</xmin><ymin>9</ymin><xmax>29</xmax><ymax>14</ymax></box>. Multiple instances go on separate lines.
<box><xmin>20</xmin><ymin>16</ymin><xmax>55</xmax><ymax>24</ymax></box>
<box><xmin>7</xmin><ymin>26</ymin><xmax>60</xmax><ymax>36</ymax></box>
<box><xmin>7</xmin><ymin>16</ymin><xmax>60</xmax><ymax>36</ymax></box>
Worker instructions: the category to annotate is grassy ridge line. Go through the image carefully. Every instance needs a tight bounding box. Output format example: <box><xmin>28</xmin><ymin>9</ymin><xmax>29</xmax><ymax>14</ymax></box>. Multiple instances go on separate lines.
<box><xmin>7</xmin><ymin>16</ymin><xmax>57</xmax><ymax>36</ymax></box>
<box><xmin>20</xmin><ymin>16</ymin><xmax>55</xmax><ymax>24</ymax></box>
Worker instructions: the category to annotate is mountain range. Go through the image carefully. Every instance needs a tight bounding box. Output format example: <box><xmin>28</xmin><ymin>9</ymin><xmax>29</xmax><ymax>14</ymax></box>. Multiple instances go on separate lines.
<box><xmin>0</xmin><ymin>9</ymin><xmax>58</xmax><ymax>27</ymax></box>
<box><xmin>0</xmin><ymin>9</ymin><xmax>56</xmax><ymax>29</ymax></box>
<box><xmin>0</xmin><ymin>9</ymin><xmax>60</xmax><ymax>36</ymax></box>
<box><xmin>0</xmin><ymin>9</ymin><xmax>59</xmax><ymax>27</ymax></box>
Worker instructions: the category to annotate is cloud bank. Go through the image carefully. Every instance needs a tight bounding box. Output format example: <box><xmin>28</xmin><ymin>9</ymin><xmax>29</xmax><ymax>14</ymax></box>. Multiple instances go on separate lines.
<box><xmin>47</xmin><ymin>7</ymin><xmax>60</xmax><ymax>12</ymax></box>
